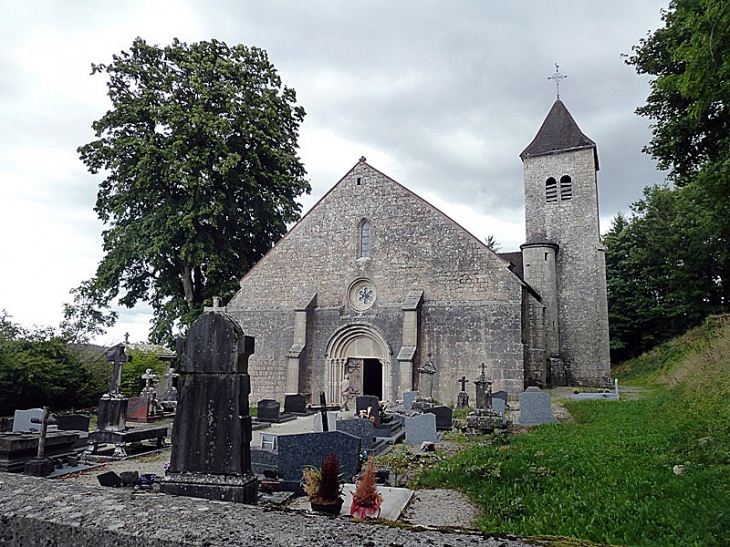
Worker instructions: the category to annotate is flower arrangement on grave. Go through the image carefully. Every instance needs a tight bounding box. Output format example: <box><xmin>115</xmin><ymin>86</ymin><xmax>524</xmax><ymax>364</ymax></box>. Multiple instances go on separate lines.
<box><xmin>350</xmin><ymin>456</ymin><xmax>383</xmax><ymax>519</ymax></box>
<box><xmin>302</xmin><ymin>452</ymin><xmax>344</xmax><ymax>514</ymax></box>
<box><xmin>378</xmin><ymin>400</ymin><xmax>391</xmax><ymax>422</ymax></box>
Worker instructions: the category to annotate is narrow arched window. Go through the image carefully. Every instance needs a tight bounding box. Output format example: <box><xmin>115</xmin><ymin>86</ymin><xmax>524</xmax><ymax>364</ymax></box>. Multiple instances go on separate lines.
<box><xmin>546</xmin><ymin>177</ymin><xmax>558</xmax><ymax>202</ymax></box>
<box><xmin>560</xmin><ymin>175</ymin><xmax>573</xmax><ymax>200</ymax></box>
<box><xmin>359</xmin><ymin>219</ymin><xmax>371</xmax><ymax>257</ymax></box>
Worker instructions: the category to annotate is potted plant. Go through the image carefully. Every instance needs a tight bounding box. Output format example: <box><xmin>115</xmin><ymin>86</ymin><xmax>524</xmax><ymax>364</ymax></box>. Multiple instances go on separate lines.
<box><xmin>350</xmin><ymin>457</ymin><xmax>383</xmax><ymax>519</ymax></box>
<box><xmin>302</xmin><ymin>452</ymin><xmax>344</xmax><ymax>515</ymax></box>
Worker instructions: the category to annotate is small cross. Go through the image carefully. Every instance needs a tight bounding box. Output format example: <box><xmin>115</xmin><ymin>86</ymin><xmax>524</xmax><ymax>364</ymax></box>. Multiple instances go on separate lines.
<box><xmin>549</xmin><ymin>63</ymin><xmax>567</xmax><ymax>100</ymax></box>
<box><xmin>124</xmin><ymin>332</ymin><xmax>130</xmax><ymax>344</ymax></box>
<box><xmin>480</xmin><ymin>363</ymin><xmax>486</xmax><ymax>376</ymax></box>
<box><xmin>458</xmin><ymin>375</ymin><xmax>469</xmax><ymax>392</ymax></box>
<box><xmin>141</xmin><ymin>368</ymin><xmax>157</xmax><ymax>391</ymax></box>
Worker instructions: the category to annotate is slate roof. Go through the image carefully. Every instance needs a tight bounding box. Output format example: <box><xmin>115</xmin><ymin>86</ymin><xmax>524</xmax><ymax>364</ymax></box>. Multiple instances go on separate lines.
<box><xmin>520</xmin><ymin>100</ymin><xmax>598</xmax><ymax>169</ymax></box>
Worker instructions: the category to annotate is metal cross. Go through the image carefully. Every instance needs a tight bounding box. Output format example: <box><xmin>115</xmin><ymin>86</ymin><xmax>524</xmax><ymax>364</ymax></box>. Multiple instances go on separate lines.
<box><xmin>308</xmin><ymin>391</ymin><xmax>340</xmax><ymax>432</ymax></box>
<box><xmin>458</xmin><ymin>375</ymin><xmax>469</xmax><ymax>392</ymax></box>
<box><xmin>549</xmin><ymin>63</ymin><xmax>567</xmax><ymax>100</ymax></box>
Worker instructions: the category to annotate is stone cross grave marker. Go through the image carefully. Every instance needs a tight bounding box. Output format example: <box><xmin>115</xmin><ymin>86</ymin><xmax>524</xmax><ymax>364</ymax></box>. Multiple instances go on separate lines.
<box><xmin>160</xmin><ymin>311</ymin><xmax>258</xmax><ymax>504</ymax></box>
<box><xmin>96</xmin><ymin>344</ymin><xmax>132</xmax><ymax>432</ymax></box>
<box><xmin>473</xmin><ymin>363</ymin><xmax>493</xmax><ymax>410</ymax></box>
<box><xmin>456</xmin><ymin>375</ymin><xmax>470</xmax><ymax>409</ymax></box>
<box><xmin>106</xmin><ymin>343</ymin><xmax>131</xmax><ymax>396</ymax></box>
<box><xmin>23</xmin><ymin>406</ymin><xmax>56</xmax><ymax>476</ymax></box>
<box><xmin>417</xmin><ymin>353</ymin><xmax>437</xmax><ymax>400</ymax></box>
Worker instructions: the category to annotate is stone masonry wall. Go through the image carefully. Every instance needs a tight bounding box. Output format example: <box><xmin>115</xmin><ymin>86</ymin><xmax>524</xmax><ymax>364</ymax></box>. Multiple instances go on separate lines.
<box><xmin>227</xmin><ymin>161</ymin><xmax>526</xmax><ymax>403</ymax></box>
<box><xmin>523</xmin><ymin>148</ymin><xmax>611</xmax><ymax>385</ymax></box>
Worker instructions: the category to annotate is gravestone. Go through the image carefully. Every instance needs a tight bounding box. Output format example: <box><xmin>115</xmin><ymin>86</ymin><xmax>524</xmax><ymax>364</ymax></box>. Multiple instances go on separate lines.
<box><xmin>492</xmin><ymin>398</ymin><xmax>508</xmax><ymax>427</ymax></box>
<box><xmin>56</xmin><ymin>414</ymin><xmax>90</xmax><ymax>448</ymax></box>
<box><xmin>404</xmin><ymin>413</ymin><xmax>441</xmax><ymax>445</ymax></box>
<box><xmin>336</xmin><ymin>418</ymin><xmax>375</xmax><ymax>452</ymax></box>
<box><xmin>55</xmin><ymin>414</ymin><xmax>90</xmax><ymax>432</ymax></box>
<box><xmin>417</xmin><ymin>354</ymin><xmax>437</xmax><ymax>400</ymax></box>
<box><xmin>518</xmin><ymin>387</ymin><xmax>557</xmax><ymax>425</ymax></box>
<box><xmin>492</xmin><ymin>390</ymin><xmax>508</xmax><ymax>407</ymax></box>
<box><xmin>284</xmin><ymin>393</ymin><xmax>308</xmax><ymax>414</ymax></box>
<box><xmin>356</xmin><ymin>395</ymin><xmax>381</xmax><ymax>427</ymax></box>
<box><xmin>126</xmin><ymin>397</ymin><xmax>152</xmax><ymax>422</ymax></box>
<box><xmin>473</xmin><ymin>363</ymin><xmax>493</xmax><ymax>410</ymax></box>
<box><xmin>309</xmin><ymin>391</ymin><xmax>341</xmax><ymax>431</ymax></box>
<box><xmin>12</xmin><ymin>409</ymin><xmax>44</xmax><ymax>433</ymax></box>
<box><xmin>159</xmin><ymin>366</ymin><xmax>179</xmax><ymax>411</ymax></box>
<box><xmin>96</xmin><ymin>344</ymin><xmax>131</xmax><ymax>432</ymax></box>
<box><xmin>425</xmin><ymin>406</ymin><xmax>453</xmax><ymax>431</ymax></box>
<box><xmin>402</xmin><ymin>391</ymin><xmax>419</xmax><ymax>410</ymax></box>
<box><xmin>313</xmin><ymin>412</ymin><xmax>338</xmax><ymax>432</ymax></box>
<box><xmin>257</xmin><ymin>400</ymin><xmax>281</xmax><ymax>422</ymax></box>
<box><xmin>456</xmin><ymin>376</ymin><xmax>470</xmax><ymax>409</ymax></box>
<box><xmin>278</xmin><ymin>431</ymin><xmax>361</xmax><ymax>487</ymax></box>
<box><xmin>160</xmin><ymin>311</ymin><xmax>258</xmax><ymax>504</ymax></box>
<box><xmin>23</xmin><ymin>406</ymin><xmax>56</xmax><ymax>476</ymax></box>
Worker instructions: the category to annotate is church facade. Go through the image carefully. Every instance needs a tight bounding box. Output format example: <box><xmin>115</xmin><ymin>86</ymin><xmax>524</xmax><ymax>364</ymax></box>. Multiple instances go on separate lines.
<box><xmin>225</xmin><ymin>99</ymin><xmax>611</xmax><ymax>405</ymax></box>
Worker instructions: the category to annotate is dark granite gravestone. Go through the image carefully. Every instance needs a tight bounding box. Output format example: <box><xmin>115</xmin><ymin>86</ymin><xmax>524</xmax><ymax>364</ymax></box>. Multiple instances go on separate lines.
<box><xmin>356</xmin><ymin>395</ymin><xmax>381</xmax><ymax>427</ymax></box>
<box><xmin>518</xmin><ymin>387</ymin><xmax>557</xmax><ymax>425</ymax></box>
<box><xmin>283</xmin><ymin>393</ymin><xmax>308</xmax><ymax>414</ymax></box>
<box><xmin>55</xmin><ymin>414</ymin><xmax>90</xmax><ymax>449</ymax></box>
<box><xmin>257</xmin><ymin>400</ymin><xmax>281</xmax><ymax>422</ymax></box>
<box><xmin>160</xmin><ymin>312</ymin><xmax>258</xmax><ymax>504</ymax></box>
<box><xmin>425</xmin><ymin>406</ymin><xmax>453</xmax><ymax>431</ymax></box>
<box><xmin>277</xmin><ymin>431</ymin><xmax>361</xmax><ymax>487</ymax></box>
<box><xmin>336</xmin><ymin>418</ymin><xmax>375</xmax><ymax>452</ymax></box>
<box><xmin>55</xmin><ymin>414</ymin><xmax>90</xmax><ymax>432</ymax></box>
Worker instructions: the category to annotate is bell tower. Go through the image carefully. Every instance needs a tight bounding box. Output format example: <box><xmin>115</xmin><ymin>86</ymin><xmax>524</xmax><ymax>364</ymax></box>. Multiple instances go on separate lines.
<box><xmin>520</xmin><ymin>97</ymin><xmax>611</xmax><ymax>386</ymax></box>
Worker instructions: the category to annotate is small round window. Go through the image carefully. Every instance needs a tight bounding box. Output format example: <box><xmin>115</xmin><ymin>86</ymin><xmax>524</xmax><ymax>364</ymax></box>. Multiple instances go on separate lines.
<box><xmin>348</xmin><ymin>278</ymin><xmax>377</xmax><ymax>311</ymax></box>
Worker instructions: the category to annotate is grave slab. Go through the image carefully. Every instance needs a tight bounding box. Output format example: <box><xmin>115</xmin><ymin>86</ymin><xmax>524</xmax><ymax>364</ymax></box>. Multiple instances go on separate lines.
<box><xmin>518</xmin><ymin>387</ymin><xmax>557</xmax><ymax>425</ymax></box>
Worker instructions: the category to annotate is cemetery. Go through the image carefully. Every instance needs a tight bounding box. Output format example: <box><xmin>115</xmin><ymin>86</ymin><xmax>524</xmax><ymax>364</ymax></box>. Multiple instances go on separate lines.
<box><xmin>0</xmin><ymin>310</ymin><xmax>587</xmax><ymax>546</ymax></box>
<box><xmin>0</xmin><ymin>312</ymin><xmax>724</xmax><ymax>545</ymax></box>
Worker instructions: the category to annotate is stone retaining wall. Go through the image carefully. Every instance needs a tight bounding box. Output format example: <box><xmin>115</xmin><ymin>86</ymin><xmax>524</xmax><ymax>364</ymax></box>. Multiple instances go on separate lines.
<box><xmin>0</xmin><ymin>472</ymin><xmax>532</xmax><ymax>546</ymax></box>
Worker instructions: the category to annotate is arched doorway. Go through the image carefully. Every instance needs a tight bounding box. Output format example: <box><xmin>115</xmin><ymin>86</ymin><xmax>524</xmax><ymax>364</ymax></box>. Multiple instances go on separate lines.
<box><xmin>325</xmin><ymin>323</ymin><xmax>391</xmax><ymax>404</ymax></box>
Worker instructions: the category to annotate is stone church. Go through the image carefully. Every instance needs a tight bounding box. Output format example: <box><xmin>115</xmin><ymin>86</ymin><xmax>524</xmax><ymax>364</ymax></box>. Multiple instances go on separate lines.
<box><xmin>225</xmin><ymin>99</ymin><xmax>611</xmax><ymax>406</ymax></box>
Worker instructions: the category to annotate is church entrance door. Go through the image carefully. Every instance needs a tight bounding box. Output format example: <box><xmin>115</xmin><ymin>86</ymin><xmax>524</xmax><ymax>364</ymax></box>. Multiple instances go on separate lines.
<box><xmin>362</xmin><ymin>358</ymin><xmax>382</xmax><ymax>399</ymax></box>
<box><xmin>326</xmin><ymin>324</ymin><xmax>391</xmax><ymax>405</ymax></box>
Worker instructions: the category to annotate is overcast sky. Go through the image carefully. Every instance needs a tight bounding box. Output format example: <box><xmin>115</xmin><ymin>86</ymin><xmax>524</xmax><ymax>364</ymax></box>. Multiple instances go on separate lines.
<box><xmin>0</xmin><ymin>1</ymin><xmax>669</xmax><ymax>346</ymax></box>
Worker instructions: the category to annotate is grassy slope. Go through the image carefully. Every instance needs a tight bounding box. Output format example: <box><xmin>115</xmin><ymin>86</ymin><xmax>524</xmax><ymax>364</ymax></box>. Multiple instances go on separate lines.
<box><xmin>417</xmin><ymin>315</ymin><xmax>730</xmax><ymax>547</ymax></box>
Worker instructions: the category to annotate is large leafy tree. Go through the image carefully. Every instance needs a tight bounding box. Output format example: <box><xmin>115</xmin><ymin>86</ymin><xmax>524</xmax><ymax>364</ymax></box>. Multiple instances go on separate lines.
<box><xmin>71</xmin><ymin>38</ymin><xmax>309</xmax><ymax>343</ymax></box>
<box><xmin>607</xmin><ymin>0</ymin><xmax>730</xmax><ymax>360</ymax></box>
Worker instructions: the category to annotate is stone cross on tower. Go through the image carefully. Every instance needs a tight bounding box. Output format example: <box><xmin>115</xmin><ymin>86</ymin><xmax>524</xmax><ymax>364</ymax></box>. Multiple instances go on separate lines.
<box><xmin>549</xmin><ymin>63</ymin><xmax>567</xmax><ymax>100</ymax></box>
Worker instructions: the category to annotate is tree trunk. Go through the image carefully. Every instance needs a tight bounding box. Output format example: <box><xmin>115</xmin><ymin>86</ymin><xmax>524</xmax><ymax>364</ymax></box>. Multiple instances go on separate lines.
<box><xmin>182</xmin><ymin>264</ymin><xmax>195</xmax><ymax>310</ymax></box>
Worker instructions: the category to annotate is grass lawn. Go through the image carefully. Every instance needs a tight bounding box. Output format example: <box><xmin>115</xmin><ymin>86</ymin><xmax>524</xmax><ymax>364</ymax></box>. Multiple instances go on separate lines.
<box><xmin>417</xmin><ymin>316</ymin><xmax>730</xmax><ymax>546</ymax></box>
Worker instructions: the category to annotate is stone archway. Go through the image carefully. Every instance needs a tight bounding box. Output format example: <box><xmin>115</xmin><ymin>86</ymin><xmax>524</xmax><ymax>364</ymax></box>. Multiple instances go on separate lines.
<box><xmin>325</xmin><ymin>323</ymin><xmax>391</xmax><ymax>404</ymax></box>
